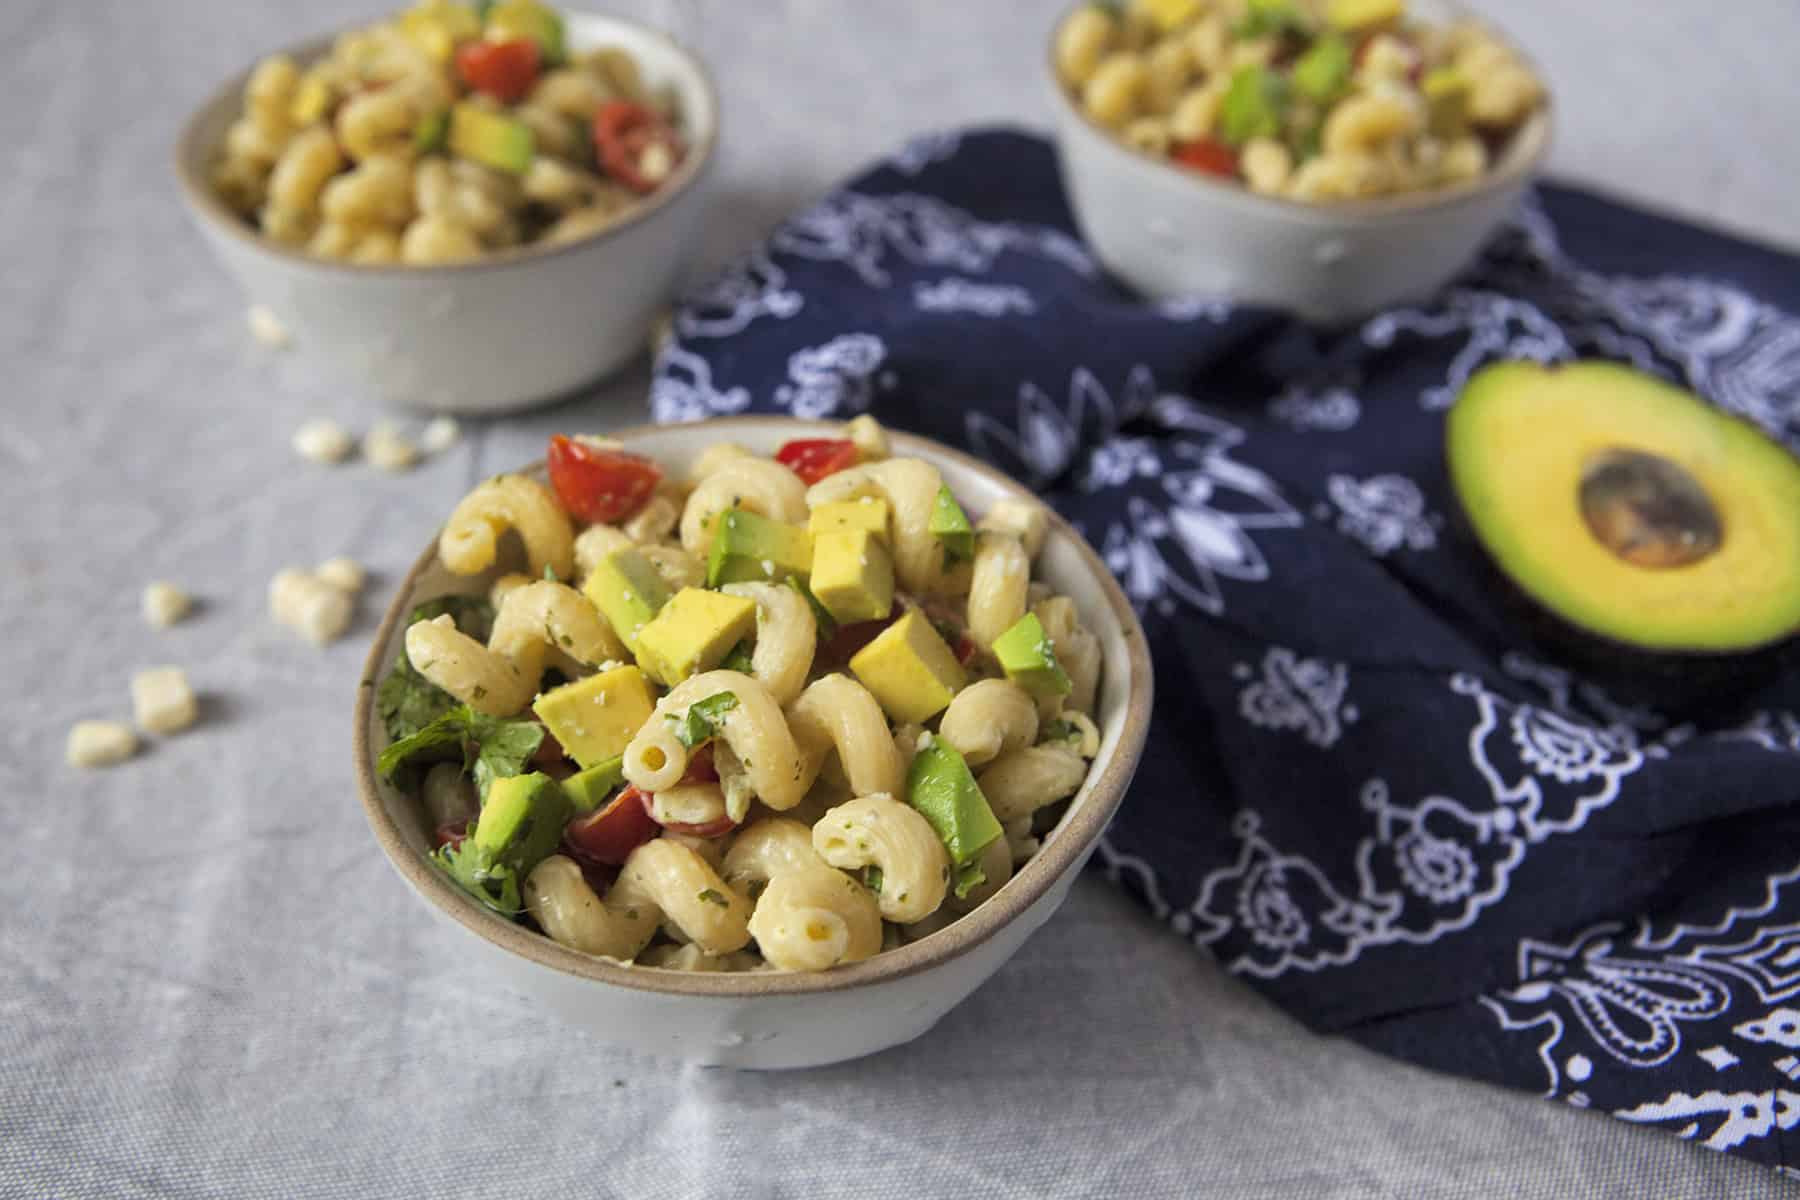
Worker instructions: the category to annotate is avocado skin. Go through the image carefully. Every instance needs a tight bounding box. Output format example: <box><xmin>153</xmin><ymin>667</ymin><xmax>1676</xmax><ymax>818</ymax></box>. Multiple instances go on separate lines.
<box><xmin>1444</xmin><ymin>500</ymin><xmax>1798</xmax><ymax>716</ymax></box>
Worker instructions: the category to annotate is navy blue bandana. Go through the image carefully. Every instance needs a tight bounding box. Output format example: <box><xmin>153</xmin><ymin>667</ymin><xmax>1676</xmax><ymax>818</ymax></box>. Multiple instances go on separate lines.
<box><xmin>650</xmin><ymin>128</ymin><xmax>1800</xmax><ymax>1171</ymax></box>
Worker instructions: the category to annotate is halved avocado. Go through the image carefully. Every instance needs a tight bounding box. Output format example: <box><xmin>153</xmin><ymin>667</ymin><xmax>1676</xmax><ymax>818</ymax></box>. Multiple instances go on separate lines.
<box><xmin>1448</xmin><ymin>361</ymin><xmax>1800</xmax><ymax>664</ymax></box>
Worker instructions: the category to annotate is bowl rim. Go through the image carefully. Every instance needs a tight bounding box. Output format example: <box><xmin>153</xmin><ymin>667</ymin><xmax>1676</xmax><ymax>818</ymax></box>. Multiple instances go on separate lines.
<box><xmin>172</xmin><ymin>9</ymin><xmax>720</xmax><ymax>277</ymax></box>
<box><xmin>353</xmin><ymin>415</ymin><xmax>1156</xmax><ymax>996</ymax></box>
<box><xmin>1044</xmin><ymin>0</ymin><xmax>1554</xmax><ymax>222</ymax></box>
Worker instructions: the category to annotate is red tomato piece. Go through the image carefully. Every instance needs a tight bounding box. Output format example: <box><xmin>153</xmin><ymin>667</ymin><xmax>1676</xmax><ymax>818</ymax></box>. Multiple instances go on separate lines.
<box><xmin>455</xmin><ymin>37</ymin><xmax>541</xmax><ymax>103</ymax></box>
<box><xmin>680</xmin><ymin>744</ymin><xmax>718</xmax><ymax>784</ymax></box>
<box><xmin>563</xmin><ymin>786</ymin><xmax>658</xmax><ymax>865</ymax></box>
<box><xmin>434</xmin><ymin>821</ymin><xmax>470</xmax><ymax>850</ymax></box>
<box><xmin>546</xmin><ymin>434</ymin><xmax>663</xmax><ymax>524</ymax></box>
<box><xmin>1172</xmin><ymin>138</ymin><xmax>1239</xmax><ymax>178</ymax></box>
<box><xmin>953</xmin><ymin>632</ymin><xmax>980</xmax><ymax>666</ymax></box>
<box><xmin>592</xmin><ymin>100</ymin><xmax>684</xmax><ymax>194</ymax></box>
<box><xmin>774</xmin><ymin>438</ymin><xmax>860</xmax><ymax>486</ymax></box>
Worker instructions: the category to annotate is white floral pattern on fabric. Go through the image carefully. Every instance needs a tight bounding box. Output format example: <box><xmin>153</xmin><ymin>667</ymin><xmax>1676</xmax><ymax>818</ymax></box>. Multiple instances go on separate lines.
<box><xmin>1325</xmin><ymin>473</ymin><xmax>1439</xmax><ymax>555</ymax></box>
<box><xmin>1235</xmin><ymin>648</ymin><xmax>1353</xmax><ymax>749</ymax></box>
<box><xmin>1362</xmin><ymin>289</ymin><xmax>1572</xmax><ymax>411</ymax></box>
<box><xmin>887</xmin><ymin>130</ymin><xmax>963</xmax><ymax>175</ymax></box>
<box><xmin>771</xmin><ymin>191</ymin><xmax>1096</xmax><ymax>288</ymax></box>
<box><xmin>1616</xmin><ymin>1089</ymin><xmax>1800</xmax><ymax>1154</ymax></box>
<box><xmin>649</xmin><ymin>344</ymin><xmax>751</xmax><ymax>423</ymax></box>
<box><xmin>1268</xmin><ymin>384</ymin><xmax>1361</xmax><ymax>431</ymax></box>
<box><xmin>913</xmin><ymin>277</ymin><xmax>1037</xmax><ymax>316</ymax></box>
<box><xmin>772</xmin><ymin>333</ymin><xmax>888</xmax><ymax>418</ymax></box>
<box><xmin>675</xmin><ymin>249</ymin><xmax>804</xmax><ymax>340</ymax></box>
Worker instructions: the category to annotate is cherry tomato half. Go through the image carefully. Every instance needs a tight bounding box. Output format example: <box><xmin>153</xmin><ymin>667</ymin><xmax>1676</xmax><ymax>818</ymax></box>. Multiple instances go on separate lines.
<box><xmin>1172</xmin><ymin>138</ymin><xmax>1239</xmax><ymax>179</ymax></box>
<box><xmin>592</xmin><ymin>100</ymin><xmax>684</xmax><ymax>194</ymax></box>
<box><xmin>563</xmin><ymin>786</ymin><xmax>658</xmax><ymax>865</ymax></box>
<box><xmin>455</xmin><ymin>37</ymin><xmax>541</xmax><ymax>103</ymax></box>
<box><xmin>547</xmin><ymin>434</ymin><xmax>663</xmax><ymax>524</ymax></box>
<box><xmin>774</xmin><ymin>438</ymin><xmax>860</xmax><ymax>486</ymax></box>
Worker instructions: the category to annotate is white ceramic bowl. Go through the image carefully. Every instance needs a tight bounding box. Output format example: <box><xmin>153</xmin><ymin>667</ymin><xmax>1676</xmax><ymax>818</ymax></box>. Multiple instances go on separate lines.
<box><xmin>174</xmin><ymin>13</ymin><xmax>717</xmax><ymax>414</ymax></box>
<box><xmin>1047</xmin><ymin>1</ymin><xmax>1551</xmax><ymax>323</ymax></box>
<box><xmin>355</xmin><ymin>418</ymin><xmax>1154</xmax><ymax>1068</ymax></box>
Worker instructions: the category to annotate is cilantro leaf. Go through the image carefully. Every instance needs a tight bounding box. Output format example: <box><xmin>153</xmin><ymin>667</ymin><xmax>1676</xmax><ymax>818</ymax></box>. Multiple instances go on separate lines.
<box><xmin>862</xmin><ymin>865</ymin><xmax>884</xmax><ymax>895</ymax></box>
<box><xmin>1291</xmin><ymin>33</ymin><xmax>1351</xmax><ymax>104</ymax></box>
<box><xmin>1234</xmin><ymin>0</ymin><xmax>1308</xmax><ymax>39</ymax></box>
<box><xmin>721</xmin><ymin>639</ymin><xmax>756</xmax><ymax>674</ymax></box>
<box><xmin>696</xmin><ymin>888</ymin><xmax>728</xmax><ymax>907</ymax></box>
<box><xmin>787</xmin><ymin>576</ymin><xmax>837</xmax><ymax>638</ymax></box>
<box><xmin>433</xmin><ymin>838</ymin><xmax>523</xmax><ymax>917</ymax></box>
<box><xmin>1041</xmin><ymin>719</ymin><xmax>1081</xmax><ymax>744</ymax></box>
<box><xmin>668</xmin><ymin>691</ymin><xmax>739</xmax><ymax>749</ymax></box>
<box><xmin>376</xmin><ymin>704</ymin><xmax>545</xmax><ymax>798</ymax></box>
<box><xmin>952</xmin><ymin>859</ymin><xmax>986</xmax><ymax>900</ymax></box>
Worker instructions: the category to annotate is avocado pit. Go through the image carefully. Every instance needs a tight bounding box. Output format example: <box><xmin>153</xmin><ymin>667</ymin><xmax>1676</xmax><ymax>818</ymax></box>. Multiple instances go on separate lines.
<box><xmin>1578</xmin><ymin>447</ymin><xmax>1722</xmax><ymax>569</ymax></box>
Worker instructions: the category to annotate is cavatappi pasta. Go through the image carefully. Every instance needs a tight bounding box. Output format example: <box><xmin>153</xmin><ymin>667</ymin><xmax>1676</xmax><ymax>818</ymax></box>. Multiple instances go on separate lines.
<box><xmin>373</xmin><ymin>422</ymin><xmax>1106</xmax><ymax>972</ymax></box>
<box><xmin>211</xmin><ymin>0</ymin><xmax>687</xmax><ymax>264</ymax></box>
<box><xmin>1056</xmin><ymin>0</ymin><xmax>1544</xmax><ymax>201</ymax></box>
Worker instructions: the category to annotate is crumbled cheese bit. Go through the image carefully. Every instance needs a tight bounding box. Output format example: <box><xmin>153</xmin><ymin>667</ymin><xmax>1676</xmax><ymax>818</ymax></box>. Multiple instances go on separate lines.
<box><xmin>270</xmin><ymin>566</ymin><xmax>353</xmax><ymax>645</ymax></box>
<box><xmin>760</xmin><ymin>559</ymin><xmax>775</xmax><ymax>576</ymax></box>
<box><xmin>363</xmin><ymin>422</ymin><xmax>419</xmax><ymax>472</ymax></box>
<box><xmin>638</xmin><ymin>142</ymin><xmax>674</xmax><ymax>184</ymax></box>
<box><xmin>132</xmin><ymin>666</ymin><xmax>199</xmax><ymax>736</ymax></box>
<box><xmin>247</xmin><ymin>304</ymin><xmax>291</xmax><ymax>349</ymax></box>
<box><xmin>292</xmin><ymin>419</ymin><xmax>354</xmax><ymax>465</ymax></box>
<box><xmin>420</xmin><ymin>416</ymin><xmax>461</xmax><ymax>455</ymax></box>
<box><xmin>315</xmin><ymin>556</ymin><xmax>366</xmax><ymax>593</ymax></box>
<box><xmin>845</xmin><ymin>414</ymin><xmax>889</xmax><ymax>461</ymax></box>
<box><xmin>574</xmin><ymin>434</ymin><xmax>625</xmax><ymax>452</ymax></box>
<box><xmin>141</xmin><ymin>582</ymin><xmax>193</xmax><ymax>629</ymax></box>
<box><xmin>66</xmin><ymin>720</ymin><xmax>139</xmax><ymax>768</ymax></box>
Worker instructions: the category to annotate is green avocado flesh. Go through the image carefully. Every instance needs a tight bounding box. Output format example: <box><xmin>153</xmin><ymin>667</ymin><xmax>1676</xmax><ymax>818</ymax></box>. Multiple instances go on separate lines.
<box><xmin>1447</xmin><ymin>360</ymin><xmax>1800</xmax><ymax>654</ymax></box>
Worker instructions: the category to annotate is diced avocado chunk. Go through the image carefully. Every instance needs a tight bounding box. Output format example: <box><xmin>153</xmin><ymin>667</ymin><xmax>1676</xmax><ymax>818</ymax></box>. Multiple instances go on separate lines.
<box><xmin>1220</xmin><ymin>65</ymin><xmax>1288</xmax><ymax>146</ymax></box>
<box><xmin>992</xmin><ymin>612</ymin><xmax>1072</xmax><ymax>698</ymax></box>
<box><xmin>635</xmin><ymin>588</ymin><xmax>758</xmax><ymax>686</ymax></box>
<box><xmin>414</xmin><ymin>108</ymin><xmax>450</xmax><ymax>153</ymax></box>
<box><xmin>906</xmin><ymin>738</ymin><xmax>1003</xmax><ymax>871</ymax></box>
<box><xmin>1291</xmin><ymin>34</ymin><xmax>1351</xmax><ymax>104</ymax></box>
<box><xmin>532</xmin><ymin>665</ymin><xmax>656</xmax><ymax>769</ymax></box>
<box><xmin>485</xmin><ymin>0</ymin><xmax>566</xmax><ymax>63</ymax></box>
<box><xmin>810</xmin><ymin>530</ymin><xmax>895</xmax><ymax>625</ymax></box>
<box><xmin>1140</xmin><ymin>0</ymin><xmax>1203</xmax><ymax>33</ymax></box>
<box><xmin>849</xmin><ymin>609</ymin><xmax>967</xmax><ymax>723</ymax></box>
<box><xmin>809</xmin><ymin>497</ymin><xmax>891</xmax><ymax>544</ymax></box>
<box><xmin>561</xmin><ymin>756</ymin><xmax>625</xmax><ymax>813</ymax></box>
<box><xmin>582</xmin><ymin>547</ymin><xmax>672</xmax><ymax>658</ymax></box>
<box><xmin>1326</xmin><ymin>0</ymin><xmax>1403</xmax><ymax>32</ymax></box>
<box><xmin>449</xmin><ymin>103</ymin><xmax>533</xmax><ymax>174</ymax></box>
<box><xmin>473</xmin><ymin>771</ymin><xmax>570</xmax><ymax>873</ymax></box>
<box><xmin>1422</xmin><ymin>66</ymin><xmax>1471</xmax><ymax>136</ymax></box>
<box><xmin>705</xmin><ymin>509</ymin><xmax>814</xmax><ymax>587</ymax></box>
<box><xmin>928</xmin><ymin>486</ymin><xmax>974</xmax><ymax>563</ymax></box>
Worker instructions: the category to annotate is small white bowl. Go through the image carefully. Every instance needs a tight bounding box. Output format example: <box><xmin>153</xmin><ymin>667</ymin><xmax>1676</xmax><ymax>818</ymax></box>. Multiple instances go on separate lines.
<box><xmin>174</xmin><ymin>13</ymin><xmax>717</xmax><ymax>414</ymax></box>
<box><xmin>1047</xmin><ymin>1</ymin><xmax>1551</xmax><ymax>323</ymax></box>
<box><xmin>355</xmin><ymin>418</ymin><xmax>1154</xmax><ymax>1069</ymax></box>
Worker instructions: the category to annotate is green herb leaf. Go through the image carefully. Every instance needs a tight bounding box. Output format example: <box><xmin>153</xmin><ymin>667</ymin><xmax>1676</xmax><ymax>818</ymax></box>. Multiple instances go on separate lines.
<box><xmin>1041</xmin><ymin>719</ymin><xmax>1082</xmax><ymax>745</ymax></box>
<box><xmin>1220</xmin><ymin>65</ymin><xmax>1290</xmax><ymax>146</ymax></box>
<box><xmin>786</xmin><ymin>576</ymin><xmax>837</xmax><ymax>638</ymax></box>
<box><xmin>376</xmin><ymin>703</ymin><xmax>545</xmax><ymax>799</ymax></box>
<box><xmin>1291</xmin><ymin>34</ymin><xmax>1352</xmax><ymax>104</ymax></box>
<box><xmin>667</xmin><ymin>691</ymin><xmax>740</xmax><ymax>749</ymax></box>
<box><xmin>697</xmin><ymin>888</ymin><xmax>728</xmax><ymax>907</ymax></box>
<box><xmin>952</xmin><ymin>859</ymin><xmax>986</xmax><ymax>900</ymax></box>
<box><xmin>543</xmin><ymin>563</ymin><xmax>559</xmax><ymax>582</ymax></box>
<box><xmin>433</xmin><ymin>838</ymin><xmax>523</xmax><ymax>917</ymax></box>
<box><xmin>862</xmin><ymin>865</ymin><xmax>884</xmax><ymax>895</ymax></box>
<box><xmin>375</xmin><ymin>597</ymin><xmax>495</xmax><ymax>741</ymax></box>
<box><xmin>721</xmin><ymin>639</ymin><xmax>756</xmax><ymax>674</ymax></box>
<box><xmin>1234</xmin><ymin>0</ymin><xmax>1308</xmax><ymax>39</ymax></box>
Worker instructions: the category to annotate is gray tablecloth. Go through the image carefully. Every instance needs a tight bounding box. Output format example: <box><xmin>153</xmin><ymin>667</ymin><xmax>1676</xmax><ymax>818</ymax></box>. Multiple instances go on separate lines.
<box><xmin>5</xmin><ymin>2</ymin><xmax>1798</xmax><ymax>1197</ymax></box>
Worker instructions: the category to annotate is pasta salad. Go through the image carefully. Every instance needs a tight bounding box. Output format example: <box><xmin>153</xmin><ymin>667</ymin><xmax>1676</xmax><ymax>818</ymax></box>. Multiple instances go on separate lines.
<box><xmin>375</xmin><ymin>419</ymin><xmax>1105</xmax><ymax>972</ymax></box>
<box><xmin>1056</xmin><ymin>0</ymin><xmax>1545</xmax><ymax>201</ymax></box>
<box><xmin>212</xmin><ymin>0</ymin><xmax>687</xmax><ymax>265</ymax></box>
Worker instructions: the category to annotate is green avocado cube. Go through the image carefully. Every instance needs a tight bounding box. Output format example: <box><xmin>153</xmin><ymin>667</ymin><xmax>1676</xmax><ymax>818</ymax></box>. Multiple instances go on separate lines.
<box><xmin>532</xmin><ymin>665</ymin><xmax>656</xmax><ymax>769</ymax></box>
<box><xmin>449</xmin><ymin>102</ymin><xmax>533</xmax><ymax>174</ymax></box>
<box><xmin>561</xmin><ymin>757</ymin><xmax>626</xmax><ymax>813</ymax></box>
<box><xmin>928</xmin><ymin>486</ymin><xmax>974</xmax><ymax>563</ymax></box>
<box><xmin>485</xmin><ymin>0</ymin><xmax>566</xmax><ymax>62</ymax></box>
<box><xmin>810</xmin><ymin>529</ymin><xmax>895</xmax><ymax>625</ymax></box>
<box><xmin>705</xmin><ymin>509</ymin><xmax>814</xmax><ymax>587</ymax></box>
<box><xmin>635</xmin><ymin>587</ymin><xmax>758</xmax><ymax>686</ymax></box>
<box><xmin>849</xmin><ymin>609</ymin><xmax>966</xmax><ymax>723</ymax></box>
<box><xmin>991</xmin><ymin>612</ymin><xmax>1071</xmax><ymax>698</ymax></box>
<box><xmin>905</xmin><ymin>737</ymin><xmax>1003</xmax><ymax>868</ymax></box>
<box><xmin>473</xmin><ymin>772</ymin><xmax>571</xmax><ymax>876</ymax></box>
<box><xmin>582</xmin><ymin>547</ymin><xmax>672</xmax><ymax>658</ymax></box>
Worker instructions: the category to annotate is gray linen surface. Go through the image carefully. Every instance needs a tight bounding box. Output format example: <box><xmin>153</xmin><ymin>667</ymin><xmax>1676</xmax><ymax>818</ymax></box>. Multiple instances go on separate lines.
<box><xmin>4</xmin><ymin>2</ymin><xmax>1798</xmax><ymax>1197</ymax></box>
